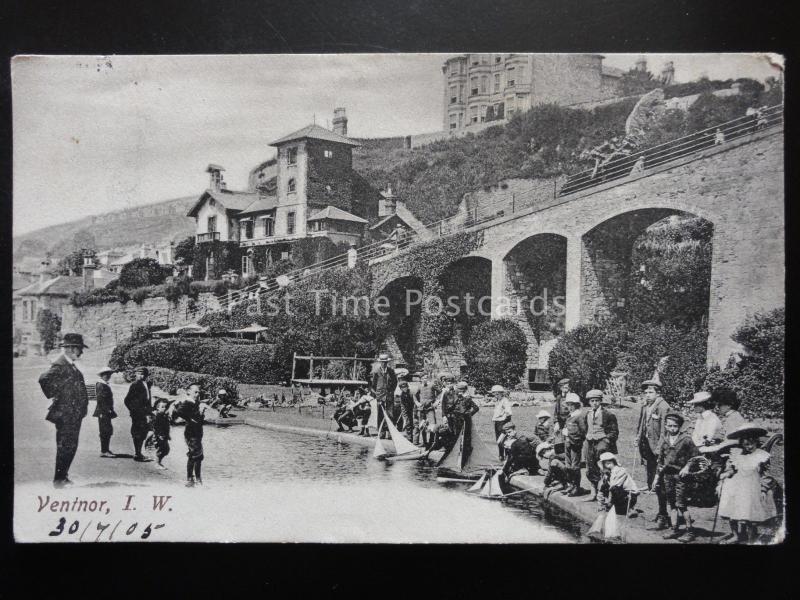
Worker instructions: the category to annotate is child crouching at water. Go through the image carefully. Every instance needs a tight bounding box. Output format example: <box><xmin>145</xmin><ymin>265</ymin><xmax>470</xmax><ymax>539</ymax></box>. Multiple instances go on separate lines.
<box><xmin>152</xmin><ymin>398</ymin><xmax>172</xmax><ymax>469</ymax></box>
<box><xmin>538</xmin><ymin>442</ymin><xmax>570</xmax><ymax>491</ymax></box>
<box><xmin>587</xmin><ymin>452</ymin><xmax>639</xmax><ymax>542</ymax></box>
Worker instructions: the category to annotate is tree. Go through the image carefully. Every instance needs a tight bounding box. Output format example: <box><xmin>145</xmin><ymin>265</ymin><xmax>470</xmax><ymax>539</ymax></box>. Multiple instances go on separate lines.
<box><xmin>118</xmin><ymin>257</ymin><xmax>170</xmax><ymax>289</ymax></box>
<box><xmin>174</xmin><ymin>236</ymin><xmax>196</xmax><ymax>267</ymax></box>
<box><xmin>463</xmin><ymin>319</ymin><xmax>528</xmax><ymax>392</ymax></box>
<box><xmin>547</xmin><ymin>323</ymin><xmax>624</xmax><ymax>398</ymax></box>
<box><xmin>36</xmin><ymin>308</ymin><xmax>62</xmax><ymax>353</ymax></box>
<box><xmin>615</xmin><ymin>68</ymin><xmax>662</xmax><ymax>96</ymax></box>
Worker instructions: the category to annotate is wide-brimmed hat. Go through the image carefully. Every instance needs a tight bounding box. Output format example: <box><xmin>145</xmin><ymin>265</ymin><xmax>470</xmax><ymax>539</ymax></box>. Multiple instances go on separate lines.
<box><xmin>536</xmin><ymin>410</ymin><xmax>551</xmax><ymax>419</ymax></box>
<box><xmin>664</xmin><ymin>411</ymin><xmax>684</xmax><ymax>427</ymax></box>
<box><xmin>699</xmin><ymin>439</ymin><xmax>739</xmax><ymax>454</ymax></box>
<box><xmin>501</xmin><ymin>421</ymin><xmax>515</xmax><ymax>432</ymax></box>
<box><xmin>134</xmin><ymin>366</ymin><xmax>149</xmax><ymax>376</ymax></box>
<box><xmin>455</xmin><ymin>381</ymin><xmax>468</xmax><ymax>391</ymax></box>
<box><xmin>536</xmin><ymin>442</ymin><xmax>553</xmax><ymax>458</ymax></box>
<box><xmin>640</xmin><ymin>379</ymin><xmax>662</xmax><ymax>390</ymax></box>
<box><xmin>726</xmin><ymin>424</ymin><xmax>768</xmax><ymax>440</ymax></box>
<box><xmin>586</xmin><ymin>389</ymin><xmax>603</xmax><ymax>400</ymax></box>
<box><xmin>98</xmin><ymin>367</ymin><xmax>114</xmax><ymax>376</ymax></box>
<box><xmin>377</xmin><ymin>353</ymin><xmax>390</xmax><ymax>362</ymax></box>
<box><xmin>490</xmin><ymin>384</ymin><xmax>505</xmax><ymax>394</ymax></box>
<box><xmin>395</xmin><ymin>368</ymin><xmax>410</xmax><ymax>379</ymax></box>
<box><xmin>557</xmin><ymin>378</ymin><xmax>570</xmax><ymax>386</ymax></box>
<box><xmin>60</xmin><ymin>333</ymin><xmax>88</xmax><ymax>349</ymax></box>
<box><xmin>687</xmin><ymin>391</ymin><xmax>713</xmax><ymax>405</ymax></box>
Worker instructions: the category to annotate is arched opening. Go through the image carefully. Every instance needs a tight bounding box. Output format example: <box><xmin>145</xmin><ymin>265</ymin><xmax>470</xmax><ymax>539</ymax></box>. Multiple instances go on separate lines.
<box><xmin>379</xmin><ymin>275</ymin><xmax>425</xmax><ymax>369</ymax></box>
<box><xmin>439</xmin><ymin>256</ymin><xmax>493</xmax><ymax>345</ymax></box>
<box><xmin>581</xmin><ymin>209</ymin><xmax>714</xmax><ymax>327</ymax></box>
<box><xmin>503</xmin><ymin>233</ymin><xmax>568</xmax><ymax>387</ymax></box>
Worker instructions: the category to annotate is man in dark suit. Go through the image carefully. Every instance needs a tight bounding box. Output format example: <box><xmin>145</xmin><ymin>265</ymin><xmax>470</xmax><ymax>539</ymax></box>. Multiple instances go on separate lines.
<box><xmin>124</xmin><ymin>366</ymin><xmax>153</xmax><ymax>461</ymax></box>
<box><xmin>94</xmin><ymin>367</ymin><xmax>117</xmax><ymax>457</ymax></box>
<box><xmin>584</xmin><ymin>389</ymin><xmax>620</xmax><ymax>500</ymax></box>
<box><xmin>370</xmin><ymin>353</ymin><xmax>397</xmax><ymax>440</ymax></box>
<box><xmin>38</xmin><ymin>333</ymin><xmax>90</xmax><ymax>487</ymax></box>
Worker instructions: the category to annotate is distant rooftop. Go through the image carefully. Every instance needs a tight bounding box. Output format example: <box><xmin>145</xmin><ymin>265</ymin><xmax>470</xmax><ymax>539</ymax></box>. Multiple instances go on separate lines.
<box><xmin>269</xmin><ymin>123</ymin><xmax>360</xmax><ymax>147</ymax></box>
<box><xmin>307</xmin><ymin>206</ymin><xmax>367</xmax><ymax>224</ymax></box>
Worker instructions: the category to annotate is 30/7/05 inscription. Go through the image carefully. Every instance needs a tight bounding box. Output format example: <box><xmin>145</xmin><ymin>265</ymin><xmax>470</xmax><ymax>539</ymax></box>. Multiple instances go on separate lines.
<box><xmin>36</xmin><ymin>494</ymin><xmax>173</xmax><ymax>541</ymax></box>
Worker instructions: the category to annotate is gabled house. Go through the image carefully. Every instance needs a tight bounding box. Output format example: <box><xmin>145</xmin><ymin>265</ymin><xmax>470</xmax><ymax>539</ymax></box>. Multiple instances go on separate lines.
<box><xmin>368</xmin><ymin>186</ymin><xmax>432</xmax><ymax>243</ymax></box>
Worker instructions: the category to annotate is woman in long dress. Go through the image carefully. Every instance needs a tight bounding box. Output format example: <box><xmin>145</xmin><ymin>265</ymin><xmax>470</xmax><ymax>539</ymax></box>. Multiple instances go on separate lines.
<box><xmin>718</xmin><ymin>424</ymin><xmax>777</xmax><ymax>544</ymax></box>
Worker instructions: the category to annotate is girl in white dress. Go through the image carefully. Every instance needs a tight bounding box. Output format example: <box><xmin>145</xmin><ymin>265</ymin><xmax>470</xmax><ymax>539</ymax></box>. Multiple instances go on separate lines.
<box><xmin>718</xmin><ymin>424</ymin><xmax>777</xmax><ymax>544</ymax></box>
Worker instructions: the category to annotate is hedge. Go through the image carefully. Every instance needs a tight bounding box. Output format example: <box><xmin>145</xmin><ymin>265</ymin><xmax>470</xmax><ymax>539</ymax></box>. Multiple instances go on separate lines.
<box><xmin>463</xmin><ymin>319</ymin><xmax>527</xmax><ymax>393</ymax></box>
<box><xmin>123</xmin><ymin>366</ymin><xmax>238</xmax><ymax>400</ymax></box>
<box><xmin>113</xmin><ymin>337</ymin><xmax>282</xmax><ymax>384</ymax></box>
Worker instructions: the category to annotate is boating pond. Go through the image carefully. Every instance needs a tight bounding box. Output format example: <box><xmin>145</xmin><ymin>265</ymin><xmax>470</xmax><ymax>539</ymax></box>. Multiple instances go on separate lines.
<box><xmin>195</xmin><ymin>423</ymin><xmax>584</xmax><ymax>543</ymax></box>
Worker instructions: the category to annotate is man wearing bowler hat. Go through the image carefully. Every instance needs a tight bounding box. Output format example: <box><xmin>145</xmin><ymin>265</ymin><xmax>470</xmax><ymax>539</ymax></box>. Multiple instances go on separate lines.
<box><xmin>370</xmin><ymin>353</ymin><xmax>397</xmax><ymax>440</ymax></box>
<box><xmin>125</xmin><ymin>366</ymin><xmax>154</xmax><ymax>461</ymax></box>
<box><xmin>94</xmin><ymin>367</ymin><xmax>117</xmax><ymax>457</ymax></box>
<box><xmin>38</xmin><ymin>333</ymin><xmax>90</xmax><ymax>487</ymax></box>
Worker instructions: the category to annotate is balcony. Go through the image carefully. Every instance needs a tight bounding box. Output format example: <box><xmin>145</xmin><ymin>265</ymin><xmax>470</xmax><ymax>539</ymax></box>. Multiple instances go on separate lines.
<box><xmin>196</xmin><ymin>232</ymin><xmax>221</xmax><ymax>243</ymax></box>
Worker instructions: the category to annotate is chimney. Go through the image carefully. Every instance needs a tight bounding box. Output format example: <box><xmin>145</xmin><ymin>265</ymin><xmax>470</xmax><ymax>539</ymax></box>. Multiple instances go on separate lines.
<box><xmin>635</xmin><ymin>57</ymin><xmax>647</xmax><ymax>72</ymax></box>
<box><xmin>378</xmin><ymin>184</ymin><xmax>397</xmax><ymax>218</ymax></box>
<box><xmin>660</xmin><ymin>61</ymin><xmax>675</xmax><ymax>85</ymax></box>
<box><xmin>332</xmin><ymin>107</ymin><xmax>348</xmax><ymax>137</ymax></box>
<box><xmin>39</xmin><ymin>259</ymin><xmax>51</xmax><ymax>284</ymax></box>
<box><xmin>81</xmin><ymin>250</ymin><xmax>96</xmax><ymax>291</ymax></box>
<box><xmin>206</xmin><ymin>164</ymin><xmax>225</xmax><ymax>191</ymax></box>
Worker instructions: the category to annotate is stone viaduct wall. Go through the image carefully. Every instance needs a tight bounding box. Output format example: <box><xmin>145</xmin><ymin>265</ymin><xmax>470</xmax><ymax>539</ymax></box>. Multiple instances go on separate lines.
<box><xmin>371</xmin><ymin>129</ymin><xmax>784</xmax><ymax>369</ymax></box>
<box><xmin>61</xmin><ymin>293</ymin><xmax>219</xmax><ymax>353</ymax></box>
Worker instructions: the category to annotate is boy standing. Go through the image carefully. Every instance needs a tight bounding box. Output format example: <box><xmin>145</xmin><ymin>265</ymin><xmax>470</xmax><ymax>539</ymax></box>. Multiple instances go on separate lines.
<box><xmin>584</xmin><ymin>390</ymin><xmax>619</xmax><ymax>501</ymax></box>
<box><xmin>94</xmin><ymin>367</ymin><xmax>117</xmax><ymax>457</ymax></box>
<box><xmin>636</xmin><ymin>379</ymin><xmax>670</xmax><ymax>495</ymax></box>
<box><xmin>173</xmin><ymin>383</ymin><xmax>209</xmax><ymax>487</ymax></box>
<box><xmin>491</xmin><ymin>385</ymin><xmax>513</xmax><ymax>460</ymax></box>
<box><xmin>563</xmin><ymin>396</ymin><xmax>587</xmax><ymax>496</ymax></box>
<box><xmin>655</xmin><ymin>412</ymin><xmax>700</xmax><ymax>542</ymax></box>
<box><xmin>152</xmin><ymin>398</ymin><xmax>172</xmax><ymax>469</ymax></box>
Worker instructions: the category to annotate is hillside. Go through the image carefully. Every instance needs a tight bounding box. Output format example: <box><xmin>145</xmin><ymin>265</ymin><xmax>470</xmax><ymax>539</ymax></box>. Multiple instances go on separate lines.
<box><xmin>14</xmin><ymin>195</ymin><xmax>198</xmax><ymax>262</ymax></box>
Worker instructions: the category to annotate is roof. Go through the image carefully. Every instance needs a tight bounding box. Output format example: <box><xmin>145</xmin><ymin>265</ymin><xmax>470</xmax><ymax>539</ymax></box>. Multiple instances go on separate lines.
<box><xmin>206</xmin><ymin>164</ymin><xmax>226</xmax><ymax>172</ymax></box>
<box><xmin>602</xmin><ymin>65</ymin><xmax>625</xmax><ymax>78</ymax></box>
<box><xmin>153</xmin><ymin>324</ymin><xmax>208</xmax><ymax>335</ymax></box>
<box><xmin>229</xmin><ymin>323</ymin><xmax>269</xmax><ymax>333</ymax></box>
<box><xmin>109</xmin><ymin>254</ymin><xmax>135</xmax><ymax>266</ymax></box>
<box><xmin>12</xmin><ymin>274</ymin><xmax>34</xmax><ymax>291</ymax></box>
<box><xmin>186</xmin><ymin>189</ymin><xmax>261</xmax><ymax>218</ymax></box>
<box><xmin>16</xmin><ymin>276</ymin><xmax>87</xmax><ymax>297</ymax></box>
<box><xmin>238</xmin><ymin>195</ymin><xmax>278</xmax><ymax>217</ymax></box>
<box><xmin>307</xmin><ymin>206</ymin><xmax>368</xmax><ymax>224</ymax></box>
<box><xmin>269</xmin><ymin>124</ymin><xmax>360</xmax><ymax>147</ymax></box>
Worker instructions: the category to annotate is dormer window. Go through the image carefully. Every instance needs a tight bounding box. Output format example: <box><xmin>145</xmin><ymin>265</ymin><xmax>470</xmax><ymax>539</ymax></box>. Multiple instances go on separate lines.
<box><xmin>287</xmin><ymin>178</ymin><xmax>296</xmax><ymax>193</ymax></box>
<box><xmin>287</xmin><ymin>147</ymin><xmax>298</xmax><ymax>165</ymax></box>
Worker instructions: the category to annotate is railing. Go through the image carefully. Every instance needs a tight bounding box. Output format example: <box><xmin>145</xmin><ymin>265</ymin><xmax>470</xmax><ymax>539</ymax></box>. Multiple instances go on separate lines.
<box><xmin>202</xmin><ymin>103</ymin><xmax>783</xmax><ymax>316</ymax></box>
<box><xmin>196</xmin><ymin>232</ymin><xmax>220</xmax><ymax>243</ymax></box>
<box><xmin>559</xmin><ymin>104</ymin><xmax>783</xmax><ymax>196</ymax></box>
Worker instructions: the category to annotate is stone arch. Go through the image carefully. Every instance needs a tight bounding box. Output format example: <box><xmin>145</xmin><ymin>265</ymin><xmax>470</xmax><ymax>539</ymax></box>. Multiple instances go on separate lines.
<box><xmin>580</xmin><ymin>207</ymin><xmax>714</xmax><ymax>324</ymax></box>
<box><xmin>377</xmin><ymin>275</ymin><xmax>425</xmax><ymax>368</ymax></box>
<box><xmin>438</xmin><ymin>255</ymin><xmax>493</xmax><ymax>342</ymax></box>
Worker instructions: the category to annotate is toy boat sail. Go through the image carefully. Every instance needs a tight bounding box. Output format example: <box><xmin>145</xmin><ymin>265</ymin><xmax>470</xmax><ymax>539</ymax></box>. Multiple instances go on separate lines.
<box><xmin>374</xmin><ymin>413</ymin><xmax>423</xmax><ymax>460</ymax></box>
<box><xmin>436</xmin><ymin>417</ymin><xmax>500</xmax><ymax>480</ymax></box>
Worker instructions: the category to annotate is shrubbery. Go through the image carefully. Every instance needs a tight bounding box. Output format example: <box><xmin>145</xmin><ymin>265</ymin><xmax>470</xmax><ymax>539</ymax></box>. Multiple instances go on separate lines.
<box><xmin>118</xmin><ymin>258</ymin><xmax>171</xmax><ymax>289</ymax></box>
<box><xmin>123</xmin><ymin>366</ymin><xmax>238</xmax><ymax>400</ymax></box>
<box><xmin>113</xmin><ymin>337</ymin><xmax>281</xmax><ymax>384</ymax></box>
<box><xmin>547</xmin><ymin>323</ymin><xmax>624</xmax><ymax>399</ymax></box>
<box><xmin>703</xmin><ymin>308</ymin><xmax>784</xmax><ymax>418</ymax></box>
<box><xmin>35</xmin><ymin>308</ymin><xmax>62</xmax><ymax>353</ymax></box>
<box><xmin>463</xmin><ymin>319</ymin><xmax>528</xmax><ymax>393</ymax></box>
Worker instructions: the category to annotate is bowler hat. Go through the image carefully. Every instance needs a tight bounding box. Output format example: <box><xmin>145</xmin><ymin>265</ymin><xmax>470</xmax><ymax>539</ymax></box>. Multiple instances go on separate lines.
<box><xmin>664</xmin><ymin>412</ymin><xmax>684</xmax><ymax>427</ymax></box>
<box><xmin>640</xmin><ymin>379</ymin><xmax>662</xmax><ymax>390</ymax></box>
<box><xmin>60</xmin><ymin>333</ymin><xmax>88</xmax><ymax>349</ymax></box>
<box><xmin>134</xmin><ymin>366</ymin><xmax>149</xmax><ymax>375</ymax></box>
<box><xmin>687</xmin><ymin>391</ymin><xmax>713</xmax><ymax>405</ymax></box>
<box><xmin>557</xmin><ymin>378</ymin><xmax>570</xmax><ymax>386</ymax></box>
<box><xmin>377</xmin><ymin>353</ymin><xmax>390</xmax><ymax>362</ymax></box>
<box><xmin>726</xmin><ymin>423</ymin><xmax>767</xmax><ymax>440</ymax></box>
<box><xmin>586</xmin><ymin>389</ymin><xmax>604</xmax><ymax>400</ymax></box>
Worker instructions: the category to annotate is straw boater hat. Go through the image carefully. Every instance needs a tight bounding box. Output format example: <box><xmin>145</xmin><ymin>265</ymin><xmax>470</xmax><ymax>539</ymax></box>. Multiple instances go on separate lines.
<box><xmin>536</xmin><ymin>441</ymin><xmax>553</xmax><ymax>458</ymax></box>
<box><xmin>687</xmin><ymin>391</ymin><xmax>713</xmax><ymax>405</ymax></box>
<box><xmin>395</xmin><ymin>368</ymin><xmax>410</xmax><ymax>379</ymax></box>
<box><xmin>726</xmin><ymin>423</ymin><xmax>768</xmax><ymax>440</ymax></box>
<box><xmin>490</xmin><ymin>384</ymin><xmax>505</xmax><ymax>394</ymax></box>
<box><xmin>60</xmin><ymin>333</ymin><xmax>88</xmax><ymax>348</ymax></box>
<box><xmin>564</xmin><ymin>395</ymin><xmax>582</xmax><ymax>406</ymax></box>
<box><xmin>536</xmin><ymin>410</ymin><xmax>551</xmax><ymax>420</ymax></box>
<box><xmin>598</xmin><ymin>451</ymin><xmax>619</xmax><ymax>468</ymax></box>
<box><xmin>98</xmin><ymin>367</ymin><xmax>114</xmax><ymax>376</ymax></box>
<box><xmin>218</xmin><ymin>389</ymin><xmax>227</xmax><ymax>395</ymax></box>
<box><xmin>377</xmin><ymin>353</ymin><xmax>390</xmax><ymax>362</ymax></box>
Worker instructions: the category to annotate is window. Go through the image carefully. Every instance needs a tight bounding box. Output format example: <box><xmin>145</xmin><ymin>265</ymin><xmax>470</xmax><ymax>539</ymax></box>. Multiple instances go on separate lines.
<box><xmin>262</xmin><ymin>217</ymin><xmax>274</xmax><ymax>237</ymax></box>
<box><xmin>450</xmin><ymin>85</ymin><xmax>457</xmax><ymax>103</ymax></box>
<box><xmin>281</xmin><ymin>250</ymin><xmax>290</xmax><ymax>260</ymax></box>
<box><xmin>241</xmin><ymin>220</ymin><xmax>253</xmax><ymax>240</ymax></box>
<box><xmin>480</xmin><ymin>105</ymin><xmax>487</xmax><ymax>122</ymax></box>
<box><xmin>287</xmin><ymin>178</ymin><xmax>296</xmax><ymax>193</ymax></box>
<box><xmin>472</xmin><ymin>57</ymin><xmax>479</xmax><ymax>66</ymax></box>
<box><xmin>470</xmin><ymin>106</ymin><xmax>479</xmax><ymax>123</ymax></box>
<box><xmin>324</xmin><ymin>149</ymin><xmax>333</xmax><ymax>159</ymax></box>
<box><xmin>287</xmin><ymin>147</ymin><xmax>297</xmax><ymax>165</ymax></box>
<box><xmin>517</xmin><ymin>66</ymin><xmax>525</xmax><ymax>81</ymax></box>
<box><xmin>507</xmin><ymin>67</ymin><xmax>515</xmax><ymax>87</ymax></box>
<box><xmin>450</xmin><ymin>119</ymin><xmax>457</xmax><ymax>130</ymax></box>
<box><xmin>207</xmin><ymin>216</ymin><xmax>217</xmax><ymax>232</ymax></box>
<box><xmin>241</xmin><ymin>255</ymin><xmax>253</xmax><ymax>276</ymax></box>
<box><xmin>480</xmin><ymin>76</ymin><xmax>487</xmax><ymax>94</ymax></box>
<box><xmin>287</xmin><ymin>211</ymin><xmax>296</xmax><ymax>235</ymax></box>
<box><xmin>495</xmin><ymin>55</ymin><xmax>502</xmax><ymax>64</ymax></box>
<box><xmin>494</xmin><ymin>73</ymin><xmax>500</xmax><ymax>92</ymax></box>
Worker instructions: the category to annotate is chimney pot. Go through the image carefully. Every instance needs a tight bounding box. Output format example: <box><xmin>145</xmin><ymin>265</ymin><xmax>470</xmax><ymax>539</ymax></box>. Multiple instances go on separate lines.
<box><xmin>333</xmin><ymin>107</ymin><xmax>348</xmax><ymax>137</ymax></box>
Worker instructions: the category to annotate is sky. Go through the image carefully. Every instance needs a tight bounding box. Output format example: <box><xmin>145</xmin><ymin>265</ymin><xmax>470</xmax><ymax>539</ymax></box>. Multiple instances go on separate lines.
<box><xmin>12</xmin><ymin>53</ymin><xmax>783</xmax><ymax>236</ymax></box>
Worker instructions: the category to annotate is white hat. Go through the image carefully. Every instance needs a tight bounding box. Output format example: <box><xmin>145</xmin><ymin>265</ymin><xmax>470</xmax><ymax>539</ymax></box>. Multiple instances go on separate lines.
<box><xmin>490</xmin><ymin>384</ymin><xmax>505</xmax><ymax>393</ymax></box>
<box><xmin>536</xmin><ymin>442</ymin><xmax>553</xmax><ymax>457</ymax></box>
<box><xmin>455</xmin><ymin>381</ymin><xmax>469</xmax><ymax>391</ymax></box>
<box><xmin>395</xmin><ymin>368</ymin><xmax>410</xmax><ymax>378</ymax></box>
<box><xmin>599</xmin><ymin>452</ymin><xmax>617</xmax><ymax>463</ymax></box>
<box><xmin>218</xmin><ymin>389</ymin><xmax>227</xmax><ymax>395</ymax></box>
<box><xmin>687</xmin><ymin>391</ymin><xmax>712</xmax><ymax>404</ymax></box>
<box><xmin>378</xmin><ymin>353</ymin><xmax>390</xmax><ymax>362</ymax></box>
<box><xmin>564</xmin><ymin>393</ymin><xmax>582</xmax><ymax>406</ymax></box>
<box><xmin>536</xmin><ymin>410</ymin><xmax>551</xmax><ymax>419</ymax></box>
